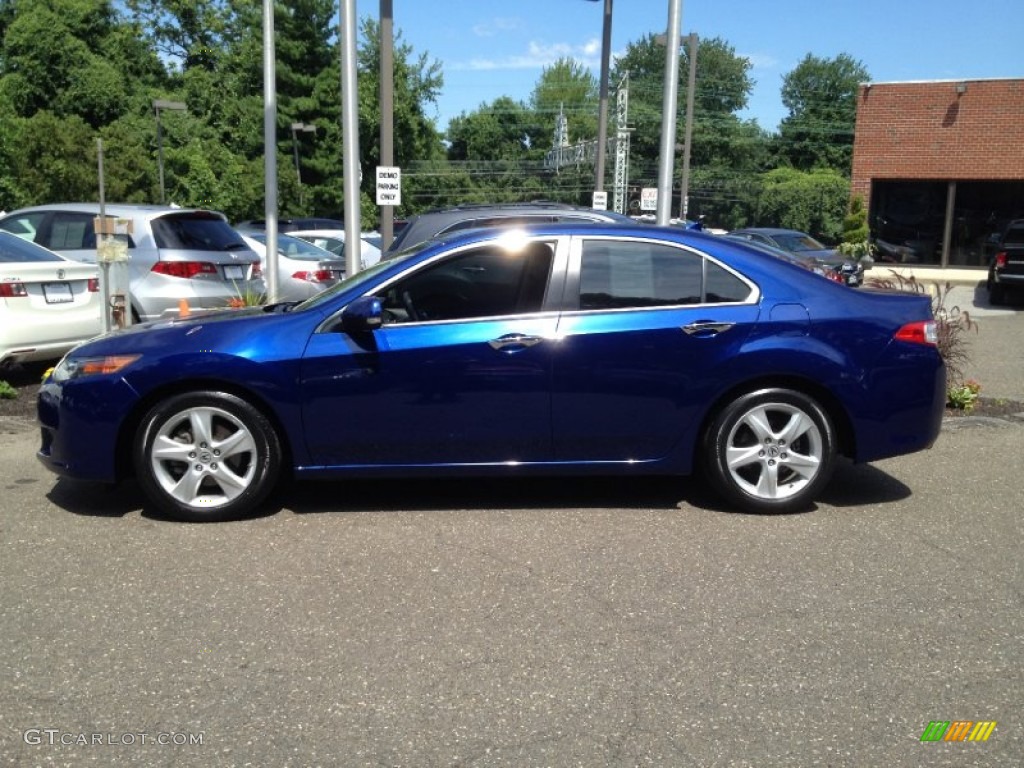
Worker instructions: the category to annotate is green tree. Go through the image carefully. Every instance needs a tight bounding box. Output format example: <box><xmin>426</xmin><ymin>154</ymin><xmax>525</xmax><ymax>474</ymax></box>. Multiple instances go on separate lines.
<box><xmin>530</xmin><ymin>57</ymin><xmax>598</xmax><ymax>145</ymax></box>
<box><xmin>755</xmin><ymin>167</ymin><xmax>850</xmax><ymax>243</ymax></box>
<box><xmin>776</xmin><ymin>53</ymin><xmax>869</xmax><ymax>174</ymax></box>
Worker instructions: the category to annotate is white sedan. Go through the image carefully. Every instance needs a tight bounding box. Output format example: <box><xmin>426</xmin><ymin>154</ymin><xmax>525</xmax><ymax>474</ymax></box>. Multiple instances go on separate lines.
<box><xmin>288</xmin><ymin>229</ymin><xmax>383</xmax><ymax>270</ymax></box>
<box><xmin>0</xmin><ymin>232</ymin><xmax>103</xmax><ymax>366</ymax></box>
<box><xmin>238</xmin><ymin>232</ymin><xmax>347</xmax><ymax>302</ymax></box>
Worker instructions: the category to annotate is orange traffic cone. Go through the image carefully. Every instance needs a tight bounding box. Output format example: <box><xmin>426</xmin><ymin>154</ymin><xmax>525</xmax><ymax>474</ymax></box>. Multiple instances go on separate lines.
<box><xmin>178</xmin><ymin>298</ymin><xmax>190</xmax><ymax>317</ymax></box>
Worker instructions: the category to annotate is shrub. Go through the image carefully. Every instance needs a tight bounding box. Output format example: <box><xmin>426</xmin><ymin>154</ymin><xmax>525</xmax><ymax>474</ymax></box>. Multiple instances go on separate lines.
<box><xmin>947</xmin><ymin>379</ymin><xmax>981</xmax><ymax>412</ymax></box>
<box><xmin>0</xmin><ymin>380</ymin><xmax>17</xmax><ymax>400</ymax></box>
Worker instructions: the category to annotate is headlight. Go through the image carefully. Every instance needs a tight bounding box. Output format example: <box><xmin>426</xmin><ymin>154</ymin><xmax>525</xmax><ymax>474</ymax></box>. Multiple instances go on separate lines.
<box><xmin>51</xmin><ymin>354</ymin><xmax>141</xmax><ymax>382</ymax></box>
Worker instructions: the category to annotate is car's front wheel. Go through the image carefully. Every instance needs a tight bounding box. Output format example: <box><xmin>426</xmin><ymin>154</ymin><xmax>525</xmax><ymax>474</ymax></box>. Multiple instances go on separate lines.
<box><xmin>704</xmin><ymin>388</ymin><xmax>836</xmax><ymax>514</ymax></box>
<box><xmin>134</xmin><ymin>392</ymin><xmax>281</xmax><ymax>522</ymax></box>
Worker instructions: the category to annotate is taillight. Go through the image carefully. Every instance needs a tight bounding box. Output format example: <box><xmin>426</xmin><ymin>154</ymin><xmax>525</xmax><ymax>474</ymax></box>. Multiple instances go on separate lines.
<box><xmin>994</xmin><ymin>251</ymin><xmax>1007</xmax><ymax>268</ymax></box>
<box><xmin>87</xmin><ymin>277</ymin><xmax>100</xmax><ymax>292</ymax></box>
<box><xmin>252</xmin><ymin>264</ymin><xmax>263</xmax><ymax>279</ymax></box>
<box><xmin>292</xmin><ymin>270</ymin><xmax>336</xmax><ymax>283</ymax></box>
<box><xmin>151</xmin><ymin>261</ymin><xmax>218</xmax><ymax>279</ymax></box>
<box><xmin>895</xmin><ymin>320</ymin><xmax>937</xmax><ymax>345</ymax></box>
<box><xmin>0</xmin><ymin>281</ymin><xmax>27</xmax><ymax>298</ymax></box>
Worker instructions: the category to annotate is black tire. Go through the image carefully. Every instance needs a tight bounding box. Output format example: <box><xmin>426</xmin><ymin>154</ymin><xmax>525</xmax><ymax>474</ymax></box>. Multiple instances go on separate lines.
<box><xmin>988</xmin><ymin>281</ymin><xmax>1006</xmax><ymax>306</ymax></box>
<box><xmin>704</xmin><ymin>388</ymin><xmax>836</xmax><ymax>514</ymax></box>
<box><xmin>134</xmin><ymin>392</ymin><xmax>281</xmax><ymax>522</ymax></box>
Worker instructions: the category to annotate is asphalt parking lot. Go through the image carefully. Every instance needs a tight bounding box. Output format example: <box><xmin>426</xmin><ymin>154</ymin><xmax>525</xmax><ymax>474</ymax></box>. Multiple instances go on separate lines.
<box><xmin>1</xmin><ymin>284</ymin><xmax>1020</xmax><ymax>767</ymax></box>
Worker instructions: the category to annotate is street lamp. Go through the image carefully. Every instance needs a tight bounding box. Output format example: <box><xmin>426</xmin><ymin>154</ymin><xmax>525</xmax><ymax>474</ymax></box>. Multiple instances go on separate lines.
<box><xmin>153</xmin><ymin>99</ymin><xmax>187</xmax><ymax>205</ymax></box>
<box><xmin>290</xmin><ymin>122</ymin><xmax>317</xmax><ymax>199</ymax></box>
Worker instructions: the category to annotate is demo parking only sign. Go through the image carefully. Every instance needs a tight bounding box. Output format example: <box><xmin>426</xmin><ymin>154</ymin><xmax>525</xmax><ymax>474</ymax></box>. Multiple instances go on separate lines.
<box><xmin>375</xmin><ymin>166</ymin><xmax>401</xmax><ymax>206</ymax></box>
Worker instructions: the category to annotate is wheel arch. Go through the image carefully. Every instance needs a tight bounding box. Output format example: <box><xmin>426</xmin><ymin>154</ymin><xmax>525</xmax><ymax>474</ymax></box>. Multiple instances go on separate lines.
<box><xmin>696</xmin><ymin>374</ymin><xmax>856</xmax><ymax>462</ymax></box>
<box><xmin>115</xmin><ymin>379</ymin><xmax>296</xmax><ymax>482</ymax></box>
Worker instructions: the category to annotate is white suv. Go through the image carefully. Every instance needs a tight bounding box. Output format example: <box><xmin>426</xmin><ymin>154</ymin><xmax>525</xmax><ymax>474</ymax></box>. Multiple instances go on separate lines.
<box><xmin>0</xmin><ymin>204</ymin><xmax>262</xmax><ymax>322</ymax></box>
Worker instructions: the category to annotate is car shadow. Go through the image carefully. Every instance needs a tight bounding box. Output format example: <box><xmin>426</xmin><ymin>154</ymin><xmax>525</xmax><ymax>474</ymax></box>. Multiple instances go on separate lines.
<box><xmin>47</xmin><ymin>461</ymin><xmax>911</xmax><ymax>521</ymax></box>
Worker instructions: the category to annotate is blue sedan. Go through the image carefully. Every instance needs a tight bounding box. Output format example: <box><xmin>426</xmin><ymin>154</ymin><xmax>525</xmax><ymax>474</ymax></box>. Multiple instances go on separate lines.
<box><xmin>37</xmin><ymin>224</ymin><xmax>946</xmax><ymax>521</ymax></box>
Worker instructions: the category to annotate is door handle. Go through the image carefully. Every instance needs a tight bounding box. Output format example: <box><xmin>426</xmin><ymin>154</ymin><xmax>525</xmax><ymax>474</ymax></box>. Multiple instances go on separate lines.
<box><xmin>682</xmin><ymin>321</ymin><xmax>735</xmax><ymax>336</ymax></box>
<box><xmin>488</xmin><ymin>333</ymin><xmax>543</xmax><ymax>351</ymax></box>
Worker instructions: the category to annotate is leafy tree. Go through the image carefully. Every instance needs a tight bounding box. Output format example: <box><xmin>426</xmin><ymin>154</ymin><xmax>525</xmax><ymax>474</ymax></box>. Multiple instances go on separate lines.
<box><xmin>530</xmin><ymin>57</ymin><xmax>598</xmax><ymax>146</ymax></box>
<box><xmin>755</xmin><ymin>167</ymin><xmax>850</xmax><ymax>243</ymax></box>
<box><xmin>447</xmin><ymin>97</ymin><xmax>536</xmax><ymax>162</ymax></box>
<box><xmin>776</xmin><ymin>53</ymin><xmax>869</xmax><ymax>174</ymax></box>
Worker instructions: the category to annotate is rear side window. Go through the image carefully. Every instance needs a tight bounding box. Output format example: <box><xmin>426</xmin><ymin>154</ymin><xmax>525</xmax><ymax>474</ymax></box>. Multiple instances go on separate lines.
<box><xmin>578</xmin><ymin>239</ymin><xmax>751</xmax><ymax>310</ymax></box>
<box><xmin>0</xmin><ymin>212</ymin><xmax>46</xmax><ymax>243</ymax></box>
<box><xmin>1003</xmin><ymin>226</ymin><xmax>1024</xmax><ymax>246</ymax></box>
<box><xmin>152</xmin><ymin>214</ymin><xmax>247</xmax><ymax>251</ymax></box>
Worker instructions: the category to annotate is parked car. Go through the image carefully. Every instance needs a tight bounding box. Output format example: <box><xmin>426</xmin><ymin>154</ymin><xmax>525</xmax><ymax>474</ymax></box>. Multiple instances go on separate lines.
<box><xmin>728</xmin><ymin>228</ymin><xmax>864</xmax><ymax>286</ymax></box>
<box><xmin>236</xmin><ymin>217</ymin><xmax>344</xmax><ymax>233</ymax></box>
<box><xmin>287</xmin><ymin>229</ymin><xmax>383</xmax><ymax>270</ymax></box>
<box><xmin>720</xmin><ymin>235</ymin><xmax>846</xmax><ymax>284</ymax></box>
<box><xmin>237</xmin><ymin>232</ymin><xmax>346</xmax><ymax>302</ymax></box>
<box><xmin>0</xmin><ymin>205</ymin><xmax>262</xmax><ymax>323</ymax></box>
<box><xmin>37</xmin><ymin>224</ymin><xmax>945</xmax><ymax>522</ymax></box>
<box><xmin>0</xmin><ymin>232</ymin><xmax>102</xmax><ymax>366</ymax></box>
<box><xmin>385</xmin><ymin>201</ymin><xmax>637</xmax><ymax>255</ymax></box>
<box><xmin>986</xmin><ymin>219</ymin><xmax>1024</xmax><ymax>305</ymax></box>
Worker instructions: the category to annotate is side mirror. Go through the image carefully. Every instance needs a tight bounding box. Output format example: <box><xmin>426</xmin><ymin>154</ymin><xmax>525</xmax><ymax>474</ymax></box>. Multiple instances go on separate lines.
<box><xmin>340</xmin><ymin>295</ymin><xmax>384</xmax><ymax>332</ymax></box>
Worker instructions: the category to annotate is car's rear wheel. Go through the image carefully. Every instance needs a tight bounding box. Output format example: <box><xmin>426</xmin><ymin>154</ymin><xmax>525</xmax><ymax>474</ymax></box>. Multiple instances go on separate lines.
<box><xmin>988</xmin><ymin>280</ymin><xmax>1006</xmax><ymax>306</ymax></box>
<box><xmin>134</xmin><ymin>392</ymin><xmax>281</xmax><ymax>522</ymax></box>
<box><xmin>704</xmin><ymin>388</ymin><xmax>836</xmax><ymax>514</ymax></box>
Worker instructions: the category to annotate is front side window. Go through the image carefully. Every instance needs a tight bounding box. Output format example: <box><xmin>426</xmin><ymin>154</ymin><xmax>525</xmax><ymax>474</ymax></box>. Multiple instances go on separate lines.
<box><xmin>379</xmin><ymin>241</ymin><xmax>555</xmax><ymax>324</ymax></box>
<box><xmin>578</xmin><ymin>239</ymin><xmax>751</xmax><ymax>310</ymax></box>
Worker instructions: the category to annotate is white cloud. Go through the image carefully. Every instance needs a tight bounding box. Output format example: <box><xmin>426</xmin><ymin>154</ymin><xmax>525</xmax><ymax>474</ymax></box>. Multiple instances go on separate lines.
<box><xmin>741</xmin><ymin>52</ymin><xmax>779</xmax><ymax>72</ymax></box>
<box><xmin>452</xmin><ymin>38</ymin><xmax>603</xmax><ymax>72</ymax></box>
<box><xmin>471</xmin><ymin>17</ymin><xmax>525</xmax><ymax>37</ymax></box>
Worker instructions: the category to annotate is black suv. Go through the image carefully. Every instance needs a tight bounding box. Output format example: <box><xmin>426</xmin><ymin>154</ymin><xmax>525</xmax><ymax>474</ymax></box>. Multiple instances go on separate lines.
<box><xmin>385</xmin><ymin>202</ymin><xmax>636</xmax><ymax>255</ymax></box>
<box><xmin>987</xmin><ymin>219</ymin><xmax>1024</xmax><ymax>305</ymax></box>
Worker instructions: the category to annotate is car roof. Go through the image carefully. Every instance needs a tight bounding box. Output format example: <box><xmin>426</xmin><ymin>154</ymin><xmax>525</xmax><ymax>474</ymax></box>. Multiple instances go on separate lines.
<box><xmin>388</xmin><ymin>201</ymin><xmax>635</xmax><ymax>253</ymax></box>
<box><xmin>4</xmin><ymin>203</ymin><xmax>226</xmax><ymax>221</ymax></box>
<box><xmin>730</xmin><ymin>227</ymin><xmax>805</xmax><ymax>236</ymax></box>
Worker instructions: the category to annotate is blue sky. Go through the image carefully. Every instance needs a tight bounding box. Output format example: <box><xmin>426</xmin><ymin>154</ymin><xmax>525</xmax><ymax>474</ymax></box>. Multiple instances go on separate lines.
<box><xmin>369</xmin><ymin>0</ymin><xmax>1024</xmax><ymax>133</ymax></box>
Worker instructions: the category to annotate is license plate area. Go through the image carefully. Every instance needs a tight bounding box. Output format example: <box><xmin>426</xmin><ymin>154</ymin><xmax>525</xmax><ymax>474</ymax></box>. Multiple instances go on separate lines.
<box><xmin>223</xmin><ymin>265</ymin><xmax>245</xmax><ymax>281</ymax></box>
<box><xmin>42</xmin><ymin>282</ymin><xmax>74</xmax><ymax>304</ymax></box>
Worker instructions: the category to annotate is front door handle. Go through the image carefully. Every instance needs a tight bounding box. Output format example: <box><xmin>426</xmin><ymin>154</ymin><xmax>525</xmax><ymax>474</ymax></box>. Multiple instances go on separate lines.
<box><xmin>488</xmin><ymin>333</ymin><xmax>543</xmax><ymax>351</ymax></box>
<box><xmin>682</xmin><ymin>321</ymin><xmax>735</xmax><ymax>336</ymax></box>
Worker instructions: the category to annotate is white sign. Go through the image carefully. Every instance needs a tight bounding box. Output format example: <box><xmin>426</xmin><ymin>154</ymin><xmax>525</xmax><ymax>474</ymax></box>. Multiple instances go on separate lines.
<box><xmin>640</xmin><ymin>187</ymin><xmax>658</xmax><ymax>211</ymax></box>
<box><xmin>591</xmin><ymin>190</ymin><xmax>608</xmax><ymax>211</ymax></box>
<box><xmin>375</xmin><ymin>166</ymin><xmax>401</xmax><ymax>206</ymax></box>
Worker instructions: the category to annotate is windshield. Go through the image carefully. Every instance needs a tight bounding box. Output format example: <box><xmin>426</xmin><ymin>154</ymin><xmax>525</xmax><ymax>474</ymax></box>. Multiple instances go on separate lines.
<box><xmin>252</xmin><ymin>233</ymin><xmax>337</xmax><ymax>261</ymax></box>
<box><xmin>0</xmin><ymin>231</ymin><xmax>64</xmax><ymax>263</ymax></box>
<box><xmin>292</xmin><ymin>242</ymin><xmax>430</xmax><ymax>311</ymax></box>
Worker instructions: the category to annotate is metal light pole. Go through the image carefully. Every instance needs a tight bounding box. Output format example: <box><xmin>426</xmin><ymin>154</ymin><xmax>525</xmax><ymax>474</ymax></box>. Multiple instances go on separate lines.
<box><xmin>656</xmin><ymin>0</ymin><xmax>683</xmax><ymax>225</ymax></box>
<box><xmin>290</xmin><ymin>122</ymin><xmax>316</xmax><ymax>206</ymax></box>
<box><xmin>340</xmin><ymin>0</ymin><xmax>362</xmax><ymax>277</ymax></box>
<box><xmin>679</xmin><ymin>33</ymin><xmax>698</xmax><ymax>221</ymax></box>
<box><xmin>586</xmin><ymin>0</ymin><xmax>613</xmax><ymax>194</ymax></box>
<box><xmin>262</xmin><ymin>0</ymin><xmax>279</xmax><ymax>304</ymax></box>
<box><xmin>153</xmin><ymin>99</ymin><xmax>186</xmax><ymax>205</ymax></box>
<box><xmin>379</xmin><ymin>0</ymin><xmax>395</xmax><ymax>251</ymax></box>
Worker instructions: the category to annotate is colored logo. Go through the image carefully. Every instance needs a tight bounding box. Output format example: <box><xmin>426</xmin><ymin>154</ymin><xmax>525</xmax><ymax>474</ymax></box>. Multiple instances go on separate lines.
<box><xmin>920</xmin><ymin>721</ymin><xmax>997</xmax><ymax>742</ymax></box>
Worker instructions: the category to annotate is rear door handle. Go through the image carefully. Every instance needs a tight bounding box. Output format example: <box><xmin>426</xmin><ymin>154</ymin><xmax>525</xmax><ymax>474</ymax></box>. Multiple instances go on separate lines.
<box><xmin>682</xmin><ymin>321</ymin><xmax>735</xmax><ymax>336</ymax></box>
<box><xmin>488</xmin><ymin>333</ymin><xmax>543</xmax><ymax>351</ymax></box>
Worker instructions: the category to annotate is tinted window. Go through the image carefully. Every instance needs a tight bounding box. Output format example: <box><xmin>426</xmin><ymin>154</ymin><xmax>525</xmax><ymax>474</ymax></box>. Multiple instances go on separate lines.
<box><xmin>380</xmin><ymin>241</ymin><xmax>555</xmax><ymax>323</ymax></box>
<box><xmin>579</xmin><ymin>240</ymin><xmax>751</xmax><ymax>310</ymax></box>
<box><xmin>0</xmin><ymin>212</ymin><xmax>46</xmax><ymax>243</ymax></box>
<box><xmin>48</xmin><ymin>213</ymin><xmax>99</xmax><ymax>250</ymax></box>
<box><xmin>579</xmin><ymin>240</ymin><xmax>703</xmax><ymax>309</ymax></box>
<box><xmin>152</xmin><ymin>213</ymin><xmax>247</xmax><ymax>251</ymax></box>
<box><xmin>252</xmin><ymin>233</ymin><xmax>334</xmax><ymax>261</ymax></box>
<box><xmin>0</xmin><ymin>231</ymin><xmax>62</xmax><ymax>263</ymax></box>
<box><xmin>1003</xmin><ymin>225</ymin><xmax>1024</xmax><ymax>246</ymax></box>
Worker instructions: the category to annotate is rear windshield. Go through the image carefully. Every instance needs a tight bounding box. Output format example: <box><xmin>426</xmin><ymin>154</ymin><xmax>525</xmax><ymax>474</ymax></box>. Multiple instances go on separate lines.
<box><xmin>152</xmin><ymin>213</ymin><xmax>249</xmax><ymax>251</ymax></box>
<box><xmin>1003</xmin><ymin>226</ymin><xmax>1024</xmax><ymax>246</ymax></box>
<box><xmin>0</xmin><ymin>231</ymin><xmax>63</xmax><ymax>263</ymax></box>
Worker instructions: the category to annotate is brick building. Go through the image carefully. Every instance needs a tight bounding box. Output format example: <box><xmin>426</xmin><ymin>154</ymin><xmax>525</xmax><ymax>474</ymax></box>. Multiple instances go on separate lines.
<box><xmin>850</xmin><ymin>78</ymin><xmax>1024</xmax><ymax>269</ymax></box>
